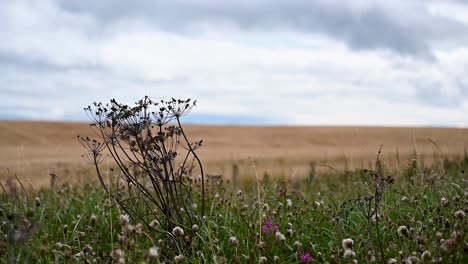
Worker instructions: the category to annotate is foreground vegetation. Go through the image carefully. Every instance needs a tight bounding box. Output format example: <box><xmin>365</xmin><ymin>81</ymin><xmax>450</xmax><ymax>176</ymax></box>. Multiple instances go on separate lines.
<box><xmin>0</xmin><ymin>155</ymin><xmax>466</xmax><ymax>263</ymax></box>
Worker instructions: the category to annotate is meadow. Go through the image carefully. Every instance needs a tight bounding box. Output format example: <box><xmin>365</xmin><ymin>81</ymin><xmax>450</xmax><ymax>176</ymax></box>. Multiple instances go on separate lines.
<box><xmin>0</xmin><ymin>120</ymin><xmax>467</xmax><ymax>263</ymax></box>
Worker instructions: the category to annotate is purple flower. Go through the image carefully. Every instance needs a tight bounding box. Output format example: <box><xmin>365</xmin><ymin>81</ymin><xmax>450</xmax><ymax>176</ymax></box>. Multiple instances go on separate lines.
<box><xmin>300</xmin><ymin>252</ymin><xmax>311</xmax><ymax>263</ymax></box>
<box><xmin>262</xmin><ymin>219</ymin><xmax>279</xmax><ymax>237</ymax></box>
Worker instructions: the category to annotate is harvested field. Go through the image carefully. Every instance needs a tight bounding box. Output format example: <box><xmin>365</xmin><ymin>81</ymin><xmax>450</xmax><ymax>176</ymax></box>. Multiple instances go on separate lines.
<box><xmin>0</xmin><ymin>121</ymin><xmax>467</xmax><ymax>187</ymax></box>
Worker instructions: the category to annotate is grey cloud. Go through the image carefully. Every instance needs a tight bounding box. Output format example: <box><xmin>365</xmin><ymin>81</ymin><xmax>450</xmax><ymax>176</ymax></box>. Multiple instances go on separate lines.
<box><xmin>56</xmin><ymin>0</ymin><xmax>468</xmax><ymax>57</ymax></box>
<box><xmin>0</xmin><ymin>50</ymin><xmax>104</xmax><ymax>73</ymax></box>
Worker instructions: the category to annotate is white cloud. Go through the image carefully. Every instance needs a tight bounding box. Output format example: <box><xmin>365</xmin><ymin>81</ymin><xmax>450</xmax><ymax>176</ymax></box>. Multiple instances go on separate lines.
<box><xmin>0</xmin><ymin>0</ymin><xmax>467</xmax><ymax>127</ymax></box>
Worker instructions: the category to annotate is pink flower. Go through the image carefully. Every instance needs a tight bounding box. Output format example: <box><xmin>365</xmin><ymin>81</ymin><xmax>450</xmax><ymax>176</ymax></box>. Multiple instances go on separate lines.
<box><xmin>300</xmin><ymin>252</ymin><xmax>311</xmax><ymax>263</ymax></box>
<box><xmin>262</xmin><ymin>219</ymin><xmax>279</xmax><ymax>237</ymax></box>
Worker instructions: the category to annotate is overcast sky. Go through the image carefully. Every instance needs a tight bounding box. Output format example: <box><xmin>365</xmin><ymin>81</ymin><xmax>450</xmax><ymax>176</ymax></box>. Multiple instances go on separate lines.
<box><xmin>1</xmin><ymin>0</ymin><xmax>468</xmax><ymax>126</ymax></box>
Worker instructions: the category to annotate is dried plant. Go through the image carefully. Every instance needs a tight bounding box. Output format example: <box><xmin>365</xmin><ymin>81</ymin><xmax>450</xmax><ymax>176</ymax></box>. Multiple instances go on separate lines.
<box><xmin>78</xmin><ymin>96</ymin><xmax>205</xmax><ymax>233</ymax></box>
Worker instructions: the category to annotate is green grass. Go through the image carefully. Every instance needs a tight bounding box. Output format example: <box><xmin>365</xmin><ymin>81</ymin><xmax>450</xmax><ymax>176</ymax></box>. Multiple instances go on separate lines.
<box><xmin>1</xmin><ymin>157</ymin><xmax>467</xmax><ymax>263</ymax></box>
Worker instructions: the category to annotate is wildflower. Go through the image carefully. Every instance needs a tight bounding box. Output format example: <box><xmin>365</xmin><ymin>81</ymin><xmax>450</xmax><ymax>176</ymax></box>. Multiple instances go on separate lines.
<box><xmin>174</xmin><ymin>254</ymin><xmax>184</xmax><ymax>263</ymax></box>
<box><xmin>157</xmin><ymin>239</ymin><xmax>165</xmax><ymax>247</ymax></box>
<box><xmin>90</xmin><ymin>214</ymin><xmax>97</xmax><ymax>227</ymax></box>
<box><xmin>259</xmin><ymin>256</ymin><xmax>267</xmax><ymax>263</ymax></box>
<box><xmin>405</xmin><ymin>256</ymin><xmax>421</xmax><ymax>264</ymax></box>
<box><xmin>387</xmin><ymin>258</ymin><xmax>398</xmax><ymax>264</ymax></box>
<box><xmin>367</xmin><ymin>250</ymin><xmax>376</xmax><ymax>262</ymax></box>
<box><xmin>35</xmin><ymin>197</ymin><xmax>41</xmax><ymax>207</ymax></box>
<box><xmin>146</xmin><ymin>247</ymin><xmax>159</xmax><ymax>259</ymax></box>
<box><xmin>440</xmin><ymin>237</ymin><xmax>457</xmax><ymax>253</ymax></box>
<box><xmin>421</xmin><ymin>250</ymin><xmax>431</xmax><ymax>262</ymax></box>
<box><xmin>286</xmin><ymin>199</ymin><xmax>293</xmax><ymax>208</ymax></box>
<box><xmin>149</xmin><ymin>219</ymin><xmax>160</xmax><ymax>227</ymax></box>
<box><xmin>342</xmin><ymin>238</ymin><xmax>354</xmax><ymax>250</ymax></box>
<box><xmin>275</xmin><ymin>231</ymin><xmax>285</xmax><ymax>243</ymax></box>
<box><xmin>109</xmin><ymin>249</ymin><xmax>124</xmax><ymax>260</ymax></box>
<box><xmin>273</xmin><ymin>255</ymin><xmax>279</xmax><ymax>262</ymax></box>
<box><xmin>229</xmin><ymin>236</ymin><xmax>238</xmax><ymax>247</ymax></box>
<box><xmin>119</xmin><ymin>214</ymin><xmax>129</xmax><ymax>226</ymax></box>
<box><xmin>300</xmin><ymin>252</ymin><xmax>311</xmax><ymax>263</ymax></box>
<box><xmin>118</xmin><ymin>234</ymin><xmax>127</xmax><ymax>246</ymax></box>
<box><xmin>192</xmin><ymin>224</ymin><xmax>199</xmax><ymax>232</ymax></box>
<box><xmin>440</xmin><ymin>197</ymin><xmax>449</xmax><ymax>207</ymax></box>
<box><xmin>293</xmin><ymin>241</ymin><xmax>302</xmax><ymax>251</ymax></box>
<box><xmin>237</xmin><ymin>190</ymin><xmax>243</xmax><ymax>197</ymax></box>
<box><xmin>172</xmin><ymin>226</ymin><xmax>184</xmax><ymax>237</ymax></box>
<box><xmin>343</xmin><ymin>249</ymin><xmax>356</xmax><ymax>259</ymax></box>
<box><xmin>261</xmin><ymin>219</ymin><xmax>279</xmax><ymax>237</ymax></box>
<box><xmin>454</xmin><ymin>210</ymin><xmax>465</xmax><ymax>219</ymax></box>
<box><xmin>397</xmin><ymin>226</ymin><xmax>409</xmax><ymax>238</ymax></box>
<box><xmin>315</xmin><ymin>200</ymin><xmax>324</xmax><ymax>207</ymax></box>
<box><xmin>257</xmin><ymin>241</ymin><xmax>266</xmax><ymax>250</ymax></box>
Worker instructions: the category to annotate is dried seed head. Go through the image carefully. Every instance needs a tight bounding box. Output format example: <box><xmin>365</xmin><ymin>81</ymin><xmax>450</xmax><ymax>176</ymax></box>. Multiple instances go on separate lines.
<box><xmin>174</xmin><ymin>254</ymin><xmax>185</xmax><ymax>263</ymax></box>
<box><xmin>421</xmin><ymin>250</ymin><xmax>431</xmax><ymax>262</ymax></box>
<box><xmin>293</xmin><ymin>241</ymin><xmax>302</xmax><ymax>251</ymax></box>
<box><xmin>404</xmin><ymin>256</ymin><xmax>421</xmax><ymax>264</ymax></box>
<box><xmin>119</xmin><ymin>214</ymin><xmax>129</xmax><ymax>226</ymax></box>
<box><xmin>343</xmin><ymin>249</ymin><xmax>356</xmax><ymax>259</ymax></box>
<box><xmin>397</xmin><ymin>226</ymin><xmax>409</xmax><ymax>237</ymax></box>
<box><xmin>192</xmin><ymin>224</ymin><xmax>199</xmax><ymax>232</ymax></box>
<box><xmin>146</xmin><ymin>247</ymin><xmax>159</xmax><ymax>259</ymax></box>
<box><xmin>441</xmin><ymin>238</ymin><xmax>458</xmax><ymax>253</ymax></box>
<box><xmin>275</xmin><ymin>231</ymin><xmax>285</xmax><ymax>243</ymax></box>
<box><xmin>454</xmin><ymin>210</ymin><xmax>465</xmax><ymax>219</ymax></box>
<box><xmin>109</xmin><ymin>248</ymin><xmax>124</xmax><ymax>260</ymax></box>
<box><xmin>440</xmin><ymin>197</ymin><xmax>449</xmax><ymax>207</ymax></box>
<box><xmin>259</xmin><ymin>256</ymin><xmax>268</xmax><ymax>263</ymax></box>
<box><xmin>35</xmin><ymin>197</ymin><xmax>41</xmax><ymax>207</ymax></box>
<box><xmin>172</xmin><ymin>226</ymin><xmax>184</xmax><ymax>237</ymax></box>
<box><xmin>90</xmin><ymin>214</ymin><xmax>97</xmax><ymax>227</ymax></box>
<box><xmin>342</xmin><ymin>238</ymin><xmax>354</xmax><ymax>250</ymax></box>
<box><xmin>229</xmin><ymin>236</ymin><xmax>239</xmax><ymax>247</ymax></box>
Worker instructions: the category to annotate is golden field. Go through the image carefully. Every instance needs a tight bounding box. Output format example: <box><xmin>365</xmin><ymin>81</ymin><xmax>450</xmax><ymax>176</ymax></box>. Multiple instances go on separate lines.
<box><xmin>0</xmin><ymin>121</ymin><xmax>467</xmax><ymax>188</ymax></box>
